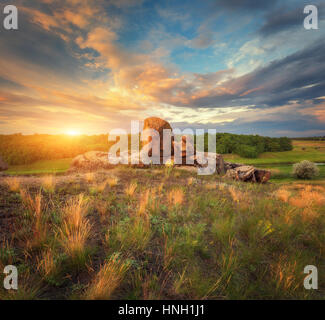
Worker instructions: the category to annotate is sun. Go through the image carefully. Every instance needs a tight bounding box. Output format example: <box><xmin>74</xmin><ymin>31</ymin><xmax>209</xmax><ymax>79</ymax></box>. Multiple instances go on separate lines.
<box><xmin>66</xmin><ymin>130</ymin><xmax>80</xmax><ymax>136</ymax></box>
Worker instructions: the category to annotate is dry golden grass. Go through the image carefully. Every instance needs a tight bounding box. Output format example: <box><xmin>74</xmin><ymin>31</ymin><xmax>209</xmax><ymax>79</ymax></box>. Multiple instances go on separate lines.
<box><xmin>271</xmin><ymin>255</ymin><xmax>299</xmax><ymax>292</ymax></box>
<box><xmin>276</xmin><ymin>188</ymin><xmax>291</xmax><ymax>203</ymax></box>
<box><xmin>58</xmin><ymin>220</ymin><xmax>91</xmax><ymax>259</ymax></box>
<box><xmin>62</xmin><ymin>194</ymin><xmax>88</xmax><ymax>229</ymax></box>
<box><xmin>228</xmin><ymin>186</ymin><xmax>244</xmax><ymax>203</ymax></box>
<box><xmin>289</xmin><ymin>185</ymin><xmax>325</xmax><ymax>208</ymax></box>
<box><xmin>228</xmin><ymin>186</ymin><xmax>250</xmax><ymax>210</ymax></box>
<box><xmin>36</xmin><ymin>249</ymin><xmax>56</xmax><ymax>279</ymax></box>
<box><xmin>167</xmin><ymin>188</ymin><xmax>184</xmax><ymax>207</ymax></box>
<box><xmin>85</xmin><ymin>255</ymin><xmax>130</xmax><ymax>300</ymax></box>
<box><xmin>95</xmin><ymin>177</ymin><xmax>119</xmax><ymax>193</ymax></box>
<box><xmin>95</xmin><ymin>200</ymin><xmax>109</xmax><ymax>222</ymax></box>
<box><xmin>158</xmin><ymin>182</ymin><xmax>164</xmax><ymax>193</ymax></box>
<box><xmin>218</xmin><ymin>183</ymin><xmax>227</xmax><ymax>191</ymax></box>
<box><xmin>174</xmin><ymin>171</ymin><xmax>181</xmax><ymax>178</ymax></box>
<box><xmin>96</xmin><ymin>181</ymin><xmax>107</xmax><ymax>193</ymax></box>
<box><xmin>106</xmin><ymin>177</ymin><xmax>118</xmax><ymax>188</ymax></box>
<box><xmin>187</xmin><ymin>177</ymin><xmax>195</xmax><ymax>186</ymax></box>
<box><xmin>20</xmin><ymin>189</ymin><xmax>47</xmax><ymax>248</ymax></box>
<box><xmin>138</xmin><ymin>189</ymin><xmax>150</xmax><ymax>216</ymax></box>
<box><xmin>163</xmin><ymin>237</ymin><xmax>175</xmax><ymax>271</ymax></box>
<box><xmin>57</xmin><ymin>195</ymin><xmax>91</xmax><ymax>259</ymax></box>
<box><xmin>205</xmin><ymin>182</ymin><xmax>216</xmax><ymax>190</ymax></box>
<box><xmin>4</xmin><ymin>177</ymin><xmax>20</xmax><ymax>192</ymax></box>
<box><xmin>125</xmin><ymin>181</ymin><xmax>137</xmax><ymax>197</ymax></box>
<box><xmin>85</xmin><ymin>172</ymin><xmax>95</xmax><ymax>183</ymax></box>
<box><xmin>42</xmin><ymin>175</ymin><xmax>55</xmax><ymax>192</ymax></box>
<box><xmin>275</xmin><ymin>185</ymin><xmax>325</xmax><ymax>221</ymax></box>
<box><xmin>20</xmin><ymin>189</ymin><xmax>42</xmax><ymax>216</ymax></box>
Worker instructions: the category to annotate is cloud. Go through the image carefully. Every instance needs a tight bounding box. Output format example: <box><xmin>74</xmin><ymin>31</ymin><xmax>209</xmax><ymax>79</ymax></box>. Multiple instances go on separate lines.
<box><xmin>259</xmin><ymin>7</ymin><xmax>305</xmax><ymax>37</ymax></box>
<box><xmin>180</xmin><ymin>40</ymin><xmax>325</xmax><ymax>110</ymax></box>
<box><xmin>216</xmin><ymin>0</ymin><xmax>278</xmax><ymax>11</ymax></box>
<box><xmin>259</xmin><ymin>2</ymin><xmax>325</xmax><ymax>37</ymax></box>
<box><xmin>0</xmin><ymin>0</ymin><xmax>324</xmax><ymax>136</ymax></box>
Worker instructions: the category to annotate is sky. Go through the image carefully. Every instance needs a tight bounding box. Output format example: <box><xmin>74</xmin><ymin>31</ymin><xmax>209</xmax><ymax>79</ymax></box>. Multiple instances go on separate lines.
<box><xmin>0</xmin><ymin>0</ymin><xmax>324</xmax><ymax>137</ymax></box>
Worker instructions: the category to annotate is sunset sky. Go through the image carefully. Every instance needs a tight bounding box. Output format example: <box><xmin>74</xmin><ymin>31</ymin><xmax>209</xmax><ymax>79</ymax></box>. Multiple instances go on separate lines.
<box><xmin>0</xmin><ymin>0</ymin><xmax>324</xmax><ymax>137</ymax></box>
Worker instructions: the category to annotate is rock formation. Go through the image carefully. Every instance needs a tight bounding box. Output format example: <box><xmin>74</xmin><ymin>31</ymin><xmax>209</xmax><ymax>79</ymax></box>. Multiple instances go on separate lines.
<box><xmin>68</xmin><ymin>117</ymin><xmax>270</xmax><ymax>183</ymax></box>
<box><xmin>224</xmin><ymin>165</ymin><xmax>271</xmax><ymax>183</ymax></box>
<box><xmin>69</xmin><ymin>151</ymin><xmax>114</xmax><ymax>172</ymax></box>
<box><xmin>142</xmin><ymin>117</ymin><xmax>173</xmax><ymax>162</ymax></box>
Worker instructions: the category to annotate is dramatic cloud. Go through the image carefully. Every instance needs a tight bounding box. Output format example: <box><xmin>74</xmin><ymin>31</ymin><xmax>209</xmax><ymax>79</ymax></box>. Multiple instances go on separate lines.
<box><xmin>0</xmin><ymin>0</ymin><xmax>324</xmax><ymax>136</ymax></box>
<box><xmin>259</xmin><ymin>2</ymin><xmax>325</xmax><ymax>37</ymax></box>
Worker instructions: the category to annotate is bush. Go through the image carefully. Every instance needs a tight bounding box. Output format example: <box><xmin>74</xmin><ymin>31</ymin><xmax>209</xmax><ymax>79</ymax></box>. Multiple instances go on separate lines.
<box><xmin>292</xmin><ymin>160</ymin><xmax>319</xmax><ymax>179</ymax></box>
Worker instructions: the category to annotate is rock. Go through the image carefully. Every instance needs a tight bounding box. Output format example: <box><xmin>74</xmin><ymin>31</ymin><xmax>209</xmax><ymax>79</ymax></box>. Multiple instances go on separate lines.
<box><xmin>0</xmin><ymin>156</ymin><xmax>8</xmax><ymax>171</ymax></box>
<box><xmin>225</xmin><ymin>165</ymin><xmax>271</xmax><ymax>183</ymax></box>
<box><xmin>224</xmin><ymin>162</ymin><xmax>244</xmax><ymax>170</ymax></box>
<box><xmin>173</xmin><ymin>135</ymin><xmax>195</xmax><ymax>164</ymax></box>
<box><xmin>193</xmin><ymin>152</ymin><xmax>225</xmax><ymax>174</ymax></box>
<box><xmin>69</xmin><ymin>151</ymin><xmax>114</xmax><ymax>172</ymax></box>
<box><xmin>142</xmin><ymin>117</ymin><xmax>173</xmax><ymax>159</ymax></box>
<box><xmin>254</xmin><ymin>169</ymin><xmax>271</xmax><ymax>183</ymax></box>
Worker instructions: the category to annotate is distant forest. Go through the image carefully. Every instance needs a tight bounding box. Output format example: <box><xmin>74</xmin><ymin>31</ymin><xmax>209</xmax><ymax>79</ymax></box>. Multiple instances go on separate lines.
<box><xmin>0</xmin><ymin>133</ymin><xmax>293</xmax><ymax>165</ymax></box>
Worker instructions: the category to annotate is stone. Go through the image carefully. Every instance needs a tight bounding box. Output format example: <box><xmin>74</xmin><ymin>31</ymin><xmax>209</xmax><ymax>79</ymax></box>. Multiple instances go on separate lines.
<box><xmin>224</xmin><ymin>165</ymin><xmax>271</xmax><ymax>183</ymax></box>
<box><xmin>193</xmin><ymin>152</ymin><xmax>225</xmax><ymax>174</ymax></box>
<box><xmin>173</xmin><ymin>135</ymin><xmax>195</xmax><ymax>164</ymax></box>
<box><xmin>0</xmin><ymin>156</ymin><xmax>8</xmax><ymax>171</ymax></box>
<box><xmin>142</xmin><ymin>117</ymin><xmax>173</xmax><ymax>158</ymax></box>
<box><xmin>69</xmin><ymin>151</ymin><xmax>114</xmax><ymax>172</ymax></box>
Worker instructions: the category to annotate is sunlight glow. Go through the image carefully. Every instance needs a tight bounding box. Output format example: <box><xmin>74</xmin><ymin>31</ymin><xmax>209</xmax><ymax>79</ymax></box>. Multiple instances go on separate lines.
<box><xmin>66</xmin><ymin>130</ymin><xmax>80</xmax><ymax>136</ymax></box>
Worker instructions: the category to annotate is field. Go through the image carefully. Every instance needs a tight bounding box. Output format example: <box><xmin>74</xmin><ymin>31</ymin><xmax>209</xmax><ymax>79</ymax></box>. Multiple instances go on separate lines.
<box><xmin>223</xmin><ymin>140</ymin><xmax>325</xmax><ymax>165</ymax></box>
<box><xmin>6</xmin><ymin>159</ymin><xmax>72</xmax><ymax>175</ymax></box>
<box><xmin>0</xmin><ymin>140</ymin><xmax>324</xmax><ymax>300</ymax></box>
<box><xmin>5</xmin><ymin>140</ymin><xmax>325</xmax><ymax>184</ymax></box>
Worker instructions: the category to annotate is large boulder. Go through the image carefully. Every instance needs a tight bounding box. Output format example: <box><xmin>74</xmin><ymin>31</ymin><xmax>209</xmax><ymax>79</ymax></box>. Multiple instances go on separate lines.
<box><xmin>0</xmin><ymin>156</ymin><xmax>8</xmax><ymax>171</ymax></box>
<box><xmin>225</xmin><ymin>165</ymin><xmax>271</xmax><ymax>183</ymax></box>
<box><xmin>173</xmin><ymin>135</ymin><xmax>195</xmax><ymax>165</ymax></box>
<box><xmin>69</xmin><ymin>151</ymin><xmax>114</xmax><ymax>172</ymax></box>
<box><xmin>142</xmin><ymin>117</ymin><xmax>173</xmax><ymax>160</ymax></box>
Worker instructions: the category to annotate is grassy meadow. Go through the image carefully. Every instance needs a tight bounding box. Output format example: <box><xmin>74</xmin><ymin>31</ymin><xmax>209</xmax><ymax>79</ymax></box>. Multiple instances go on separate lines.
<box><xmin>0</xmin><ymin>139</ymin><xmax>324</xmax><ymax>300</ymax></box>
<box><xmin>5</xmin><ymin>140</ymin><xmax>325</xmax><ymax>184</ymax></box>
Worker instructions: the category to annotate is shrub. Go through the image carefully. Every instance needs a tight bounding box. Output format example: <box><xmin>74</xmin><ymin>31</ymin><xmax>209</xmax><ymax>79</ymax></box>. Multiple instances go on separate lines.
<box><xmin>292</xmin><ymin>160</ymin><xmax>319</xmax><ymax>179</ymax></box>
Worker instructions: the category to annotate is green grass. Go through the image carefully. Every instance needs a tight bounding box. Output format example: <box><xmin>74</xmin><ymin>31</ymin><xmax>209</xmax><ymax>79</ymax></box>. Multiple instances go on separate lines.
<box><xmin>259</xmin><ymin>164</ymin><xmax>325</xmax><ymax>183</ymax></box>
<box><xmin>224</xmin><ymin>147</ymin><xmax>325</xmax><ymax>165</ymax></box>
<box><xmin>6</xmin><ymin>158</ymin><xmax>72</xmax><ymax>175</ymax></box>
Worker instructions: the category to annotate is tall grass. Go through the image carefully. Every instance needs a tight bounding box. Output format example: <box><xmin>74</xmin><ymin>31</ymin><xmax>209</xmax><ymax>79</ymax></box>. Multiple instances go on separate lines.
<box><xmin>167</xmin><ymin>188</ymin><xmax>184</xmax><ymax>207</ymax></box>
<box><xmin>42</xmin><ymin>175</ymin><xmax>55</xmax><ymax>193</ymax></box>
<box><xmin>4</xmin><ymin>177</ymin><xmax>20</xmax><ymax>192</ymax></box>
<box><xmin>1</xmin><ymin>166</ymin><xmax>324</xmax><ymax>300</ymax></box>
<box><xmin>57</xmin><ymin>195</ymin><xmax>91</xmax><ymax>268</ymax></box>
<box><xmin>85</xmin><ymin>254</ymin><xmax>130</xmax><ymax>300</ymax></box>
<box><xmin>125</xmin><ymin>181</ymin><xmax>137</xmax><ymax>197</ymax></box>
<box><xmin>20</xmin><ymin>189</ymin><xmax>48</xmax><ymax>249</ymax></box>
